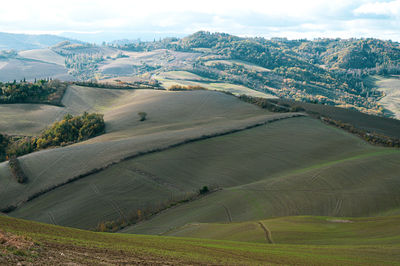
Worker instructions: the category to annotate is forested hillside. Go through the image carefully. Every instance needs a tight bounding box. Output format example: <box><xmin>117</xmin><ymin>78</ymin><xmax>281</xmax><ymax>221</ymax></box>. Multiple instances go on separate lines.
<box><xmin>118</xmin><ymin>31</ymin><xmax>400</xmax><ymax>116</ymax></box>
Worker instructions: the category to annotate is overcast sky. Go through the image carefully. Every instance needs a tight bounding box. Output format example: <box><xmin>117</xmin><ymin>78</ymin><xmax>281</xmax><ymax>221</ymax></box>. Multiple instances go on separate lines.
<box><xmin>0</xmin><ymin>0</ymin><xmax>400</xmax><ymax>42</ymax></box>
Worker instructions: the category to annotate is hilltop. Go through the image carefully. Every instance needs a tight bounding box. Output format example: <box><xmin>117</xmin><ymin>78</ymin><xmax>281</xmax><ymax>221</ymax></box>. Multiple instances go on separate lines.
<box><xmin>0</xmin><ymin>32</ymin><xmax>81</xmax><ymax>51</ymax></box>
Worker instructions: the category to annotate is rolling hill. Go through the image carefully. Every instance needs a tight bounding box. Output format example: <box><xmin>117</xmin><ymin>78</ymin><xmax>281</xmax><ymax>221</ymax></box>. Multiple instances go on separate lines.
<box><xmin>0</xmin><ymin>84</ymin><xmax>397</xmax><ymax>233</ymax></box>
<box><xmin>0</xmin><ymin>85</ymin><xmax>290</xmax><ymax>217</ymax></box>
<box><xmin>0</xmin><ymin>37</ymin><xmax>399</xmax><ymax>263</ymax></box>
<box><xmin>164</xmin><ymin>215</ymin><xmax>400</xmax><ymax>245</ymax></box>
<box><xmin>0</xmin><ymin>32</ymin><xmax>80</xmax><ymax>51</ymax></box>
<box><xmin>1</xmin><ymin>31</ymin><xmax>399</xmax><ymax>118</ymax></box>
<box><xmin>1</xmin><ymin>215</ymin><xmax>400</xmax><ymax>265</ymax></box>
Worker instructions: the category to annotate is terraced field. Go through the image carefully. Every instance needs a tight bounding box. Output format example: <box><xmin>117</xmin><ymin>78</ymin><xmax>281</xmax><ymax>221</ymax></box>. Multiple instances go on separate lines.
<box><xmin>1</xmin><ymin>215</ymin><xmax>400</xmax><ymax>265</ymax></box>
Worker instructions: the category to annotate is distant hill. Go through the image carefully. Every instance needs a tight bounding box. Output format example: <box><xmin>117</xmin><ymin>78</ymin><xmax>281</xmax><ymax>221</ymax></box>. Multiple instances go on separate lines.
<box><xmin>118</xmin><ymin>31</ymin><xmax>400</xmax><ymax>117</ymax></box>
<box><xmin>0</xmin><ymin>32</ymin><xmax>81</xmax><ymax>51</ymax></box>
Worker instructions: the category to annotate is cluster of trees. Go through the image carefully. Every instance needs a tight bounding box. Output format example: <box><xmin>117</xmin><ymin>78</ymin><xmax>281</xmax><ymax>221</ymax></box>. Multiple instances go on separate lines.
<box><xmin>1</xmin><ymin>112</ymin><xmax>105</xmax><ymax>161</ymax></box>
<box><xmin>295</xmin><ymin>38</ymin><xmax>400</xmax><ymax>73</ymax></box>
<box><xmin>238</xmin><ymin>95</ymin><xmax>291</xmax><ymax>112</ymax></box>
<box><xmin>0</xmin><ymin>79</ymin><xmax>67</xmax><ymax>105</ymax></box>
<box><xmin>168</xmin><ymin>84</ymin><xmax>207</xmax><ymax>91</ymax></box>
<box><xmin>74</xmin><ymin>79</ymin><xmax>161</xmax><ymax>90</ymax></box>
<box><xmin>64</xmin><ymin>53</ymin><xmax>105</xmax><ymax>80</ymax></box>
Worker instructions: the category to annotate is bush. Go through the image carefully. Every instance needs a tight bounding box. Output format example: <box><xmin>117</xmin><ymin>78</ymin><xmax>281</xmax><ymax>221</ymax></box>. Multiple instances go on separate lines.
<box><xmin>199</xmin><ymin>186</ymin><xmax>209</xmax><ymax>195</ymax></box>
<box><xmin>290</xmin><ymin>105</ymin><xmax>306</xmax><ymax>112</ymax></box>
<box><xmin>138</xmin><ymin>112</ymin><xmax>147</xmax><ymax>121</ymax></box>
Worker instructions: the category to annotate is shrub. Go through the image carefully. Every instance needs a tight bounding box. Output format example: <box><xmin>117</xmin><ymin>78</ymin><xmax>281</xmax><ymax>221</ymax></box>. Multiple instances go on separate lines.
<box><xmin>138</xmin><ymin>112</ymin><xmax>147</xmax><ymax>121</ymax></box>
<box><xmin>199</xmin><ymin>186</ymin><xmax>209</xmax><ymax>194</ymax></box>
<box><xmin>290</xmin><ymin>105</ymin><xmax>306</xmax><ymax>112</ymax></box>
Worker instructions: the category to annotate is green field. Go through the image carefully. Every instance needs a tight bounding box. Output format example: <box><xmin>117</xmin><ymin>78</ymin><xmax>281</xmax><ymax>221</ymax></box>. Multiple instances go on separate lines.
<box><xmin>155</xmin><ymin>70</ymin><xmax>276</xmax><ymax>98</ymax></box>
<box><xmin>1</xmin><ymin>215</ymin><xmax>400</xmax><ymax>265</ymax></box>
<box><xmin>165</xmin><ymin>215</ymin><xmax>400</xmax><ymax>245</ymax></box>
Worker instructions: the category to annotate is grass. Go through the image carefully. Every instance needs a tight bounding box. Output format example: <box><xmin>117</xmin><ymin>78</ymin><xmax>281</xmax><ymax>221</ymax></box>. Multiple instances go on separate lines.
<box><xmin>1</xmin><ymin>215</ymin><xmax>400</xmax><ymax>265</ymax></box>
<box><xmin>154</xmin><ymin>70</ymin><xmax>276</xmax><ymax>98</ymax></box>
<box><xmin>165</xmin><ymin>215</ymin><xmax>400</xmax><ymax>245</ymax></box>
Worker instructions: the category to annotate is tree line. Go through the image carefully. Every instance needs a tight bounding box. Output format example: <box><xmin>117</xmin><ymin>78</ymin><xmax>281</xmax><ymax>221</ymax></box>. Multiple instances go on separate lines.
<box><xmin>0</xmin><ymin>79</ymin><xmax>67</xmax><ymax>106</ymax></box>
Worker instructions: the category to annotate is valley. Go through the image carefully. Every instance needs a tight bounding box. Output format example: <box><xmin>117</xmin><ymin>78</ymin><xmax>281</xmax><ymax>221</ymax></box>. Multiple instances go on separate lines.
<box><xmin>0</xmin><ymin>31</ymin><xmax>400</xmax><ymax>265</ymax></box>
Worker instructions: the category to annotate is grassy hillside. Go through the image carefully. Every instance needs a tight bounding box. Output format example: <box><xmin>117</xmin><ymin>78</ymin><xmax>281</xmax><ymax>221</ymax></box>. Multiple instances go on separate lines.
<box><xmin>1</xmin><ymin>215</ymin><xmax>400</xmax><ymax>265</ymax></box>
<box><xmin>8</xmin><ymin>116</ymin><xmax>399</xmax><ymax>230</ymax></box>
<box><xmin>121</xmin><ymin>146</ymin><xmax>400</xmax><ymax>235</ymax></box>
<box><xmin>278</xmin><ymin>97</ymin><xmax>400</xmax><ymax>139</ymax></box>
<box><xmin>0</xmin><ymin>88</ymin><xmax>284</xmax><ymax>214</ymax></box>
<box><xmin>0</xmin><ymin>58</ymin><xmax>72</xmax><ymax>82</ymax></box>
<box><xmin>0</xmin><ymin>85</ymin><xmax>131</xmax><ymax>135</ymax></box>
<box><xmin>18</xmin><ymin>49</ymin><xmax>66</xmax><ymax>66</ymax></box>
<box><xmin>165</xmin><ymin>215</ymin><xmax>400</xmax><ymax>245</ymax></box>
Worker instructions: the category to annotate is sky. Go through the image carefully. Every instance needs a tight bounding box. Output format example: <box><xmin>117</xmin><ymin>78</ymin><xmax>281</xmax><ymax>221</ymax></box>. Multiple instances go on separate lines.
<box><xmin>0</xmin><ymin>0</ymin><xmax>400</xmax><ymax>42</ymax></box>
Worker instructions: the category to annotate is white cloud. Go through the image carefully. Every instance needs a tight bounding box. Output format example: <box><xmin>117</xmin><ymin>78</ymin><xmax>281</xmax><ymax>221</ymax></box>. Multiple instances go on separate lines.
<box><xmin>0</xmin><ymin>0</ymin><xmax>399</xmax><ymax>41</ymax></box>
<box><xmin>354</xmin><ymin>0</ymin><xmax>400</xmax><ymax>16</ymax></box>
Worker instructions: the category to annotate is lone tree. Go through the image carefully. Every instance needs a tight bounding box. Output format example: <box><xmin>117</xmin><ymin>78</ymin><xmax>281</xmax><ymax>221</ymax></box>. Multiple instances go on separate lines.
<box><xmin>199</xmin><ymin>186</ymin><xmax>209</xmax><ymax>195</ymax></box>
<box><xmin>138</xmin><ymin>112</ymin><xmax>147</xmax><ymax>121</ymax></box>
